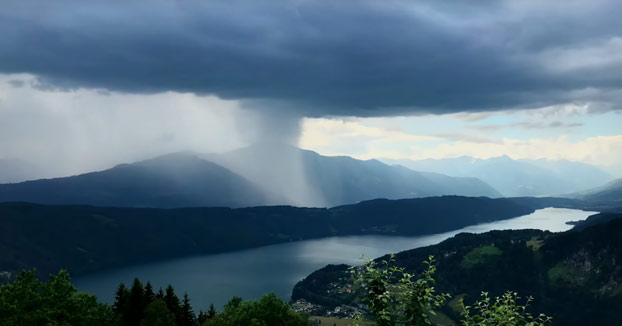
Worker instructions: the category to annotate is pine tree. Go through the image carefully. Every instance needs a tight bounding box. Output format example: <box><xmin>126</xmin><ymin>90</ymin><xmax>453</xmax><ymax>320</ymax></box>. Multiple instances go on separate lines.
<box><xmin>145</xmin><ymin>282</ymin><xmax>156</xmax><ymax>306</ymax></box>
<box><xmin>197</xmin><ymin>310</ymin><xmax>208</xmax><ymax>325</ymax></box>
<box><xmin>181</xmin><ymin>293</ymin><xmax>195</xmax><ymax>326</ymax></box>
<box><xmin>164</xmin><ymin>284</ymin><xmax>182</xmax><ymax>326</ymax></box>
<box><xmin>128</xmin><ymin>278</ymin><xmax>146</xmax><ymax>326</ymax></box>
<box><xmin>114</xmin><ymin>283</ymin><xmax>131</xmax><ymax>325</ymax></box>
<box><xmin>113</xmin><ymin>283</ymin><xmax>130</xmax><ymax>314</ymax></box>
<box><xmin>157</xmin><ymin>288</ymin><xmax>165</xmax><ymax>300</ymax></box>
<box><xmin>197</xmin><ymin>310</ymin><xmax>205</xmax><ymax>325</ymax></box>
<box><xmin>207</xmin><ymin>304</ymin><xmax>216</xmax><ymax>320</ymax></box>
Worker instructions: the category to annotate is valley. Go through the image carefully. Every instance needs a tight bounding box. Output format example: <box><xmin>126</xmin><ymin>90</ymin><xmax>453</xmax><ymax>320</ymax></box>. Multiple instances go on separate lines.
<box><xmin>1</xmin><ymin>149</ymin><xmax>620</xmax><ymax>325</ymax></box>
<box><xmin>0</xmin><ymin>196</ymin><xmax>580</xmax><ymax>279</ymax></box>
<box><xmin>2</xmin><ymin>2</ymin><xmax>622</xmax><ymax>324</ymax></box>
<box><xmin>71</xmin><ymin>207</ymin><xmax>595</xmax><ymax>310</ymax></box>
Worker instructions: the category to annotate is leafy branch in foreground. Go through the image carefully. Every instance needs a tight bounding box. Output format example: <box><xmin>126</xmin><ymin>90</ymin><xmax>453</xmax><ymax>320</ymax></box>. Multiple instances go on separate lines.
<box><xmin>350</xmin><ymin>255</ymin><xmax>450</xmax><ymax>326</ymax></box>
<box><xmin>460</xmin><ymin>291</ymin><xmax>552</xmax><ymax>326</ymax></box>
<box><xmin>351</xmin><ymin>255</ymin><xmax>552</xmax><ymax>326</ymax></box>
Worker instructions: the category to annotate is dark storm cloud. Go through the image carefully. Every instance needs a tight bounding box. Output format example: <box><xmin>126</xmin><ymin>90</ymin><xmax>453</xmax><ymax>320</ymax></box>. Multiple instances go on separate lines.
<box><xmin>1</xmin><ymin>0</ymin><xmax>622</xmax><ymax>116</ymax></box>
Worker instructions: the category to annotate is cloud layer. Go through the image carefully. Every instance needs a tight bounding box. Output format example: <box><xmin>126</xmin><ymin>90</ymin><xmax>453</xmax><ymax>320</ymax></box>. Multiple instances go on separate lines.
<box><xmin>1</xmin><ymin>0</ymin><xmax>622</xmax><ymax>116</ymax></box>
<box><xmin>0</xmin><ymin>74</ymin><xmax>247</xmax><ymax>177</ymax></box>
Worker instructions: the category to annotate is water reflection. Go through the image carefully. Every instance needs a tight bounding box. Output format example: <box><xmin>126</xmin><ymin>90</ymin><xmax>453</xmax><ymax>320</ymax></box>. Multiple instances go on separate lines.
<box><xmin>73</xmin><ymin>207</ymin><xmax>596</xmax><ymax>310</ymax></box>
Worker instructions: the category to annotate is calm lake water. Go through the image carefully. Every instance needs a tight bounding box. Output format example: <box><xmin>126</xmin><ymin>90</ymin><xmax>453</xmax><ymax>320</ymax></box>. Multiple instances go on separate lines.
<box><xmin>73</xmin><ymin>207</ymin><xmax>596</xmax><ymax>310</ymax></box>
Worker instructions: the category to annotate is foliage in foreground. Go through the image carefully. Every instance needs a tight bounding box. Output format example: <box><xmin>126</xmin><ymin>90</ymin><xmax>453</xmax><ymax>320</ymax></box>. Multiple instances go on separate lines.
<box><xmin>204</xmin><ymin>294</ymin><xmax>308</xmax><ymax>326</ymax></box>
<box><xmin>460</xmin><ymin>292</ymin><xmax>552</xmax><ymax>326</ymax></box>
<box><xmin>0</xmin><ymin>269</ymin><xmax>308</xmax><ymax>326</ymax></box>
<box><xmin>0</xmin><ymin>269</ymin><xmax>115</xmax><ymax>326</ymax></box>
<box><xmin>351</xmin><ymin>255</ymin><xmax>449</xmax><ymax>326</ymax></box>
<box><xmin>351</xmin><ymin>255</ymin><xmax>551</xmax><ymax>326</ymax></box>
<box><xmin>1</xmin><ymin>259</ymin><xmax>553</xmax><ymax>326</ymax></box>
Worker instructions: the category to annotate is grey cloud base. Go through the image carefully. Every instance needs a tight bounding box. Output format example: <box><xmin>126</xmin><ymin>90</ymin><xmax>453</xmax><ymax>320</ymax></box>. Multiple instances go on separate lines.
<box><xmin>1</xmin><ymin>0</ymin><xmax>622</xmax><ymax>116</ymax></box>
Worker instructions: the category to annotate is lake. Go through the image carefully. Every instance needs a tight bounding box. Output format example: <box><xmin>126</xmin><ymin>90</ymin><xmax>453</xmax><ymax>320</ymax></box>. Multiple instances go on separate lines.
<box><xmin>73</xmin><ymin>207</ymin><xmax>596</xmax><ymax>311</ymax></box>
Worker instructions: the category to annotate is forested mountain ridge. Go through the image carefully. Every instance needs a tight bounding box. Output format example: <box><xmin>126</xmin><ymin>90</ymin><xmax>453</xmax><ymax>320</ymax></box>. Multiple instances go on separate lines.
<box><xmin>292</xmin><ymin>212</ymin><xmax>622</xmax><ymax>325</ymax></box>
<box><xmin>0</xmin><ymin>196</ymin><xmax>576</xmax><ymax>280</ymax></box>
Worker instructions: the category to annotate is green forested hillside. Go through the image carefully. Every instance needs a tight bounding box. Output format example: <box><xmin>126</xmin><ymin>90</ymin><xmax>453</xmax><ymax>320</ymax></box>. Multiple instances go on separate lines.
<box><xmin>0</xmin><ymin>196</ymin><xmax>569</xmax><ymax>279</ymax></box>
<box><xmin>292</xmin><ymin>213</ymin><xmax>622</xmax><ymax>325</ymax></box>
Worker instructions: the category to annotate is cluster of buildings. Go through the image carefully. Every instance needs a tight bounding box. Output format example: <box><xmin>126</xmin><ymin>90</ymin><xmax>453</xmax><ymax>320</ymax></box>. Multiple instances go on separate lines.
<box><xmin>291</xmin><ymin>298</ymin><xmax>323</xmax><ymax>315</ymax></box>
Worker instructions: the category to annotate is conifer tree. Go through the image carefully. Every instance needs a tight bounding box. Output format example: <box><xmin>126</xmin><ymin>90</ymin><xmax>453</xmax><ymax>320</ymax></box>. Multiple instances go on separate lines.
<box><xmin>197</xmin><ymin>310</ymin><xmax>207</xmax><ymax>325</ymax></box>
<box><xmin>113</xmin><ymin>283</ymin><xmax>130</xmax><ymax>314</ymax></box>
<box><xmin>207</xmin><ymin>304</ymin><xmax>216</xmax><ymax>320</ymax></box>
<box><xmin>197</xmin><ymin>310</ymin><xmax>208</xmax><ymax>325</ymax></box>
<box><xmin>181</xmin><ymin>292</ymin><xmax>195</xmax><ymax>326</ymax></box>
<box><xmin>157</xmin><ymin>287</ymin><xmax>165</xmax><ymax>300</ymax></box>
<box><xmin>128</xmin><ymin>278</ymin><xmax>146</xmax><ymax>326</ymax></box>
<box><xmin>164</xmin><ymin>284</ymin><xmax>182</xmax><ymax>325</ymax></box>
<box><xmin>145</xmin><ymin>282</ymin><xmax>156</xmax><ymax>306</ymax></box>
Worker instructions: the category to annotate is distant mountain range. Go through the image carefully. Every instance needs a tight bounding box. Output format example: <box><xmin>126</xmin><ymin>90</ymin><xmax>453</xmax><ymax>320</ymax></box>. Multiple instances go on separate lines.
<box><xmin>384</xmin><ymin>155</ymin><xmax>613</xmax><ymax>197</ymax></box>
<box><xmin>0</xmin><ymin>144</ymin><xmax>501</xmax><ymax>208</ymax></box>
<box><xmin>0</xmin><ymin>153</ymin><xmax>276</xmax><ymax>208</ymax></box>
<box><xmin>204</xmin><ymin>143</ymin><xmax>501</xmax><ymax>207</ymax></box>
<box><xmin>566</xmin><ymin>178</ymin><xmax>622</xmax><ymax>206</ymax></box>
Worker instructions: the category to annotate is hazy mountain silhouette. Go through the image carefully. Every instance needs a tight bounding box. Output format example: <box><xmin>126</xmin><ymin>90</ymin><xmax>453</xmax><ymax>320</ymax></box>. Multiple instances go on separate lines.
<box><xmin>0</xmin><ymin>145</ymin><xmax>502</xmax><ymax>208</ymax></box>
<box><xmin>567</xmin><ymin>178</ymin><xmax>622</xmax><ymax>205</ymax></box>
<box><xmin>0</xmin><ymin>152</ymin><xmax>274</xmax><ymax>208</ymax></box>
<box><xmin>384</xmin><ymin>156</ymin><xmax>613</xmax><ymax>197</ymax></box>
<box><xmin>204</xmin><ymin>143</ymin><xmax>501</xmax><ymax>207</ymax></box>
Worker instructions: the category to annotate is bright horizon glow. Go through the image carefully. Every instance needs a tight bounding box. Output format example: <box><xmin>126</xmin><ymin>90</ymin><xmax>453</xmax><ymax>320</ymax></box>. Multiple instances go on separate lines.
<box><xmin>299</xmin><ymin>107</ymin><xmax>622</xmax><ymax>176</ymax></box>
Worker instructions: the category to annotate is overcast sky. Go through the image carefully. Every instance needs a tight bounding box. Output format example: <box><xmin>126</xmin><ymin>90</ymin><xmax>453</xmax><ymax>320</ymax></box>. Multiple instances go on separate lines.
<box><xmin>0</xmin><ymin>0</ymin><xmax>621</xmax><ymax>176</ymax></box>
